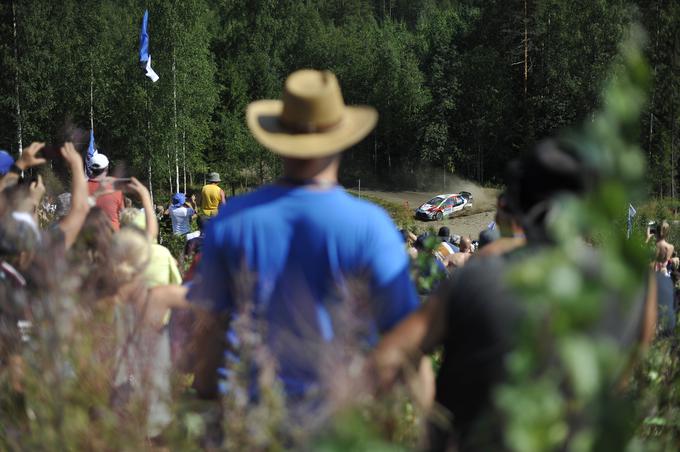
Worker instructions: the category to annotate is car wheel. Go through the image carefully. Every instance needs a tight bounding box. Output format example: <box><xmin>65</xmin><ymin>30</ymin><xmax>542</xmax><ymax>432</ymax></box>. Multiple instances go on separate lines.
<box><xmin>435</xmin><ymin>211</ymin><xmax>443</xmax><ymax>221</ymax></box>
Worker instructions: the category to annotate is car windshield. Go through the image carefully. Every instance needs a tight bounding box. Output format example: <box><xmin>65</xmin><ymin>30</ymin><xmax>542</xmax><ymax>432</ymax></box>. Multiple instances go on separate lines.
<box><xmin>426</xmin><ymin>196</ymin><xmax>446</xmax><ymax>206</ymax></box>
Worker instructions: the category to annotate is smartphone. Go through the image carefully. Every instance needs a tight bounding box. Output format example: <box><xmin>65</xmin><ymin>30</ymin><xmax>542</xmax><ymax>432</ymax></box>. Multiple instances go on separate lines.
<box><xmin>112</xmin><ymin>178</ymin><xmax>132</xmax><ymax>190</ymax></box>
<box><xmin>40</xmin><ymin>144</ymin><xmax>62</xmax><ymax>160</ymax></box>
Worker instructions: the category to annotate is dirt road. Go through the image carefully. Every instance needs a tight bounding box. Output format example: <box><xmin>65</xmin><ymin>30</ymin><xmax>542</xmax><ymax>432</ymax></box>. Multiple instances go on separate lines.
<box><xmin>358</xmin><ymin>188</ymin><xmax>499</xmax><ymax>239</ymax></box>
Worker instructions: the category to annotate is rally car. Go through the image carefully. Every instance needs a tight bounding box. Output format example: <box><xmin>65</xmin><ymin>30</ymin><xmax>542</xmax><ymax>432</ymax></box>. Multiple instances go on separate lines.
<box><xmin>415</xmin><ymin>192</ymin><xmax>473</xmax><ymax>221</ymax></box>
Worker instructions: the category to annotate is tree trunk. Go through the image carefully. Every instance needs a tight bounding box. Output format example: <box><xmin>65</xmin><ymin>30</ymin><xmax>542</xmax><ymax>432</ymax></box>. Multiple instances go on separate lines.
<box><xmin>523</xmin><ymin>0</ymin><xmax>528</xmax><ymax>97</ymax></box>
<box><xmin>478</xmin><ymin>130</ymin><xmax>484</xmax><ymax>184</ymax></box>
<box><xmin>387</xmin><ymin>148</ymin><xmax>391</xmax><ymax>176</ymax></box>
<box><xmin>672</xmin><ymin>93</ymin><xmax>677</xmax><ymax>199</ymax></box>
<box><xmin>259</xmin><ymin>150</ymin><xmax>264</xmax><ymax>185</ymax></box>
<box><xmin>90</xmin><ymin>62</ymin><xmax>94</xmax><ymax>131</ymax></box>
<box><xmin>146</xmin><ymin>84</ymin><xmax>153</xmax><ymax>205</ymax></box>
<box><xmin>649</xmin><ymin>0</ymin><xmax>661</xmax><ymax>181</ymax></box>
<box><xmin>182</xmin><ymin>129</ymin><xmax>186</xmax><ymax>193</ymax></box>
<box><xmin>672</xmin><ymin>23</ymin><xmax>679</xmax><ymax>199</ymax></box>
<box><xmin>12</xmin><ymin>0</ymin><xmax>23</xmax><ymax>157</ymax></box>
<box><xmin>172</xmin><ymin>49</ymin><xmax>180</xmax><ymax>193</ymax></box>
<box><xmin>167</xmin><ymin>148</ymin><xmax>173</xmax><ymax>194</ymax></box>
<box><xmin>373</xmin><ymin>131</ymin><xmax>378</xmax><ymax>176</ymax></box>
<box><xmin>148</xmin><ymin>159</ymin><xmax>153</xmax><ymax>206</ymax></box>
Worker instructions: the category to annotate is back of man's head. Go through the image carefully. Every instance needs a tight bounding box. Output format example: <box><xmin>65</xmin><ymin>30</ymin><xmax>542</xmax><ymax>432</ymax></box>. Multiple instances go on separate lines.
<box><xmin>505</xmin><ymin>140</ymin><xmax>592</xmax><ymax>241</ymax></box>
<box><xmin>0</xmin><ymin>214</ymin><xmax>40</xmax><ymax>270</ymax></box>
<box><xmin>460</xmin><ymin>237</ymin><xmax>472</xmax><ymax>253</ymax></box>
<box><xmin>89</xmin><ymin>153</ymin><xmax>109</xmax><ymax>178</ymax></box>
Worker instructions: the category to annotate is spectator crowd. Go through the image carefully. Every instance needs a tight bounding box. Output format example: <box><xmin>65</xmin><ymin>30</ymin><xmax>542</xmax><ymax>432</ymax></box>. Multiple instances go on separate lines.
<box><xmin>0</xmin><ymin>69</ymin><xmax>676</xmax><ymax>450</ymax></box>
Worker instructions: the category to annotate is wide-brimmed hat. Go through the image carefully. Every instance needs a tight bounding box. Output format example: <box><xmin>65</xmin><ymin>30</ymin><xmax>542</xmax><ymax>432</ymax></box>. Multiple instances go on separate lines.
<box><xmin>207</xmin><ymin>172</ymin><xmax>221</xmax><ymax>183</ymax></box>
<box><xmin>246</xmin><ymin>69</ymin><xmax>378</xmax><ymax>158</ymax></box>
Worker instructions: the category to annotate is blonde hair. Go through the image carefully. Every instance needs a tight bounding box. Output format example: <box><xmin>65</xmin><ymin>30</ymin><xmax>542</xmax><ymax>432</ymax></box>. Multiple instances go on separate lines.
<box><xmin>110</xmin><ymin>227</ymin><xmax>150</xmax><ymax>284</ymax></box>
<box><xmin>119</xmin><ymin>208</ymin><xmax>146</xmax><ymax>231</ymax></box>
<box><xmin>659</xmin><ymin>220</ymin><xmax>671</xmax><ymax>240</ymax></box>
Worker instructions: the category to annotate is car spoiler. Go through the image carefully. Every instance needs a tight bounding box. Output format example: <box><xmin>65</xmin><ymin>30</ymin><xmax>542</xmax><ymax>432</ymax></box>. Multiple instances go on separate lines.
<box><xmin>460</xmin><ymin>191</ymin><xmax>472</xmax><ymax>199</ymax></box>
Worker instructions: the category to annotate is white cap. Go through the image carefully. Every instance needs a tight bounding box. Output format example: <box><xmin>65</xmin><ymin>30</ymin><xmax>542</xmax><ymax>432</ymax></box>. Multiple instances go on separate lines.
<box><xmin>90</xmin><ymin>153</ymin><xmax>109</xmax><ymax>170</ymax></box>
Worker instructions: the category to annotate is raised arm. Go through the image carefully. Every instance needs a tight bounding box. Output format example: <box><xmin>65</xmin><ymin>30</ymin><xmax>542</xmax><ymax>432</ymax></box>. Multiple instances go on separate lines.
<box><xmin>0</xmin><ymin>142</ymin><xmax>46</xmax><ymax>192</ymax></box>
<box><xmin>58</xmin><ymin>143</ymin><xmax>90</xmax><ymax>249</ymax></box>
<box><xmin>127</xmin><ymin>177</ymin><xmax>158</xmax><ymax>241</ymax></box>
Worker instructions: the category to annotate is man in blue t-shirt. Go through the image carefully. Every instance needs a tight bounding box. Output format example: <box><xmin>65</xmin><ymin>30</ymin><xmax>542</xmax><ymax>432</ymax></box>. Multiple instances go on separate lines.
<box><xmin>187</xmin><ymin>69</ymin><xmax>419</xmax><ymax>399</ymax></box>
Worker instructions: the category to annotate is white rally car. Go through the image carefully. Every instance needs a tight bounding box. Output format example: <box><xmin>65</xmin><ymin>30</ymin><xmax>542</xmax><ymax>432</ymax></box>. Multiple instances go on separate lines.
<box><xmin>415</xmin><ymin>192</ymin><xmax>473</xmax><ymax>221</ymax></box>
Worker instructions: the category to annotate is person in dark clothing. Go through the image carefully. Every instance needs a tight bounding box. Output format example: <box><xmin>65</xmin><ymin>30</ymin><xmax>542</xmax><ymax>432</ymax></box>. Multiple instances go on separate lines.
<box><xmin>372</xmin><ymin>140</ymin><xmax>657</xmax><ymax>451</ymax></box>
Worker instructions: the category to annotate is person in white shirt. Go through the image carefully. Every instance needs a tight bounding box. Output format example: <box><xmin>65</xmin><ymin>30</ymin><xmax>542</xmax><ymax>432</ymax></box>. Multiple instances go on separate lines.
<box><xmin>166</xmin><ymin>193</ymin><xmax>196</xmax><ymax>236</ymax></box>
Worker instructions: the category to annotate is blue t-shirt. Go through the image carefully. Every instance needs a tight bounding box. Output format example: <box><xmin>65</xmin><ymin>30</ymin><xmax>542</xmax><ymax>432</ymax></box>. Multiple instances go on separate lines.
<box><xmin>188</xmin><ymin>184</ymin><xmax>419</xmax><ymax>396</ymax></box>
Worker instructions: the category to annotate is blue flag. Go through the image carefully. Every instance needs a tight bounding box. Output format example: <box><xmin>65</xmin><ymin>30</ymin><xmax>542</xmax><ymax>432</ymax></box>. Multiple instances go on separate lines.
<box><xmin>139</xmin><ymin>10</ymin><xmax>159</xmax><ymax>82</ymax></box>
<box><xmin>627</xmin><ymin>203</ymin><xmax>636</xmax><ymax>239</ymax></box>
<box><xmin>86</xmin><ymin>129</ymin><xmax>97</xmax><ymax>177</ymax></box>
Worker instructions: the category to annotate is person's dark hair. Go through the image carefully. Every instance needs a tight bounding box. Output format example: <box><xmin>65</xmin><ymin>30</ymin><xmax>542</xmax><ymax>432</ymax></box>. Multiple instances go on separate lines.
<box><xmin>90</xmin><ymin>167</ymin><xmax>106</xmax><ymax>178</ymax></box>
<box><xmin>438</xmin><ymin>227</ymin><xmax>450</xmax><ymax>239</ymax></box>
<box><xmin>479</xmin><ymin>228</ymin><xmax>500</xmax><ymax>249</ymax></box>
<box><xmin>0</xmin><ymin>216</ymin><xmax>40</xmax><ymax>261</ymax></box>
<box><xmin>1</xmin><ymin>183</ymin><xmax>30</xmax><ymax>212</ymax></box>
<box><xmin>505</xmin><ymin>139</ymin><xmax>592</xmax><ymax>240</ymax></box>
<box><xmin>415</xmin><ymin>232</ymin><xmax>431</xmax><ymax>251</ymax></box>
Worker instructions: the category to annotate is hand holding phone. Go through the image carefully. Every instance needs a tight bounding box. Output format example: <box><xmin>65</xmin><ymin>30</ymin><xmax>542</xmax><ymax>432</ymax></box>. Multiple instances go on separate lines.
<box><xmin>39</xmin><ymin>145</ymin><xmax>63</xmax><ymax>160</ymax></box>
<box><xmin>112</xmin><ymin>178</ymin><xmax>132</xmax><ymax>191</ymax></box>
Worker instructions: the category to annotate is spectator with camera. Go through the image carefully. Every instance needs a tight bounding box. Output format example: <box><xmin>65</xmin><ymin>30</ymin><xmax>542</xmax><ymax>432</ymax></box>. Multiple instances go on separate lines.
<box><xmin>647</xmin><ymin>220</ymin><xmax>675</xmax><ymax>277</ymax></box>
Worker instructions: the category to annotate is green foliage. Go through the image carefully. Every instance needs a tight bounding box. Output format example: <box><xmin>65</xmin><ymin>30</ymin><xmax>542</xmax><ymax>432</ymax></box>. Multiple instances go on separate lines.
<box><xmin>2</xmin><ymin>1</ymin><xmax>680</xmax><ymax>450</ymax></box>
<box><xmin>352</xmin><ymin>192</ymin><xmax>415</xmax><ymax>230</ymax></box>
<box><xmin>631</xmin><ymin>337</ymin><xmax>680</xmax><ymax>450</ymax></box>
<box><xmin>3</xmin><ymin>0</ymin><xmax>672</xmax><ymax>192</ymax></box>
<box><xmin>497</xmin><ymin>27</ymin><xmax>652</xmax><ymax>451</ymax></box>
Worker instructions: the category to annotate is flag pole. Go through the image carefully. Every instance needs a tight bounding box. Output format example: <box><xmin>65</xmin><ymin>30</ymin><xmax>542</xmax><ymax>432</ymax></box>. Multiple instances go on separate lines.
<box><xmin>141</xmin><ymin>7</ymin><xmax>154</xmax><ymax>206</ymax></box>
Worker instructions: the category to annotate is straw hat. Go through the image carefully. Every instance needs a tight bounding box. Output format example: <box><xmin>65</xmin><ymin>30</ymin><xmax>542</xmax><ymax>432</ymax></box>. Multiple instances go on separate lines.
<box><xmin>246</xmin><ymin>69</ymin><xmax>378</xmax><ymax>158</ymax></box>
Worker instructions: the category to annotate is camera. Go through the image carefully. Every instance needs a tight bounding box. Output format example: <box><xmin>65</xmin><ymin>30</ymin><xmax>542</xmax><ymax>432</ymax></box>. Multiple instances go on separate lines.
<box><xmin>648</xmin><ymin>221</ymin><xmax>658</xmax><ymax>236</ymax></box>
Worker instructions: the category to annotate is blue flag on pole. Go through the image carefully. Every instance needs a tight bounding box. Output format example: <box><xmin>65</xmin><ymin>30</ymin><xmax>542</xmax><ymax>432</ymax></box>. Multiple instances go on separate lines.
<box><xmin>139</xmin><ymin>10</ymin><xmax>159</xmax><ymax>82</ymax></box>
<box><xmin>627</xmin><ymin>203</ymin><xmax>636</xmax><ymax>239</ymax></box>
<box><xmin>86</xmin><ymin>129</ymin><xmax>97</xmax><ymax>177</ymax></box>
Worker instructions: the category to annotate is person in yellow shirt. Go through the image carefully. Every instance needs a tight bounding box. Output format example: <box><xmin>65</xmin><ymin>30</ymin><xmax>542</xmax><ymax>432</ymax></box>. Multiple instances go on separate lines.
<box><xmin>199</xmin><ymin>172</ymin><xmax>226</xmax><ymax>217</ymax></box>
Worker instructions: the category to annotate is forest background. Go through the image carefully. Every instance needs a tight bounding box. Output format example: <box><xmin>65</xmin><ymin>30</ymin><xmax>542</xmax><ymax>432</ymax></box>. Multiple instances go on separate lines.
<box><xmin>0</xmin><ymin>0</ymin><xmax>678</xmax><ymax>197</ymax></box>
